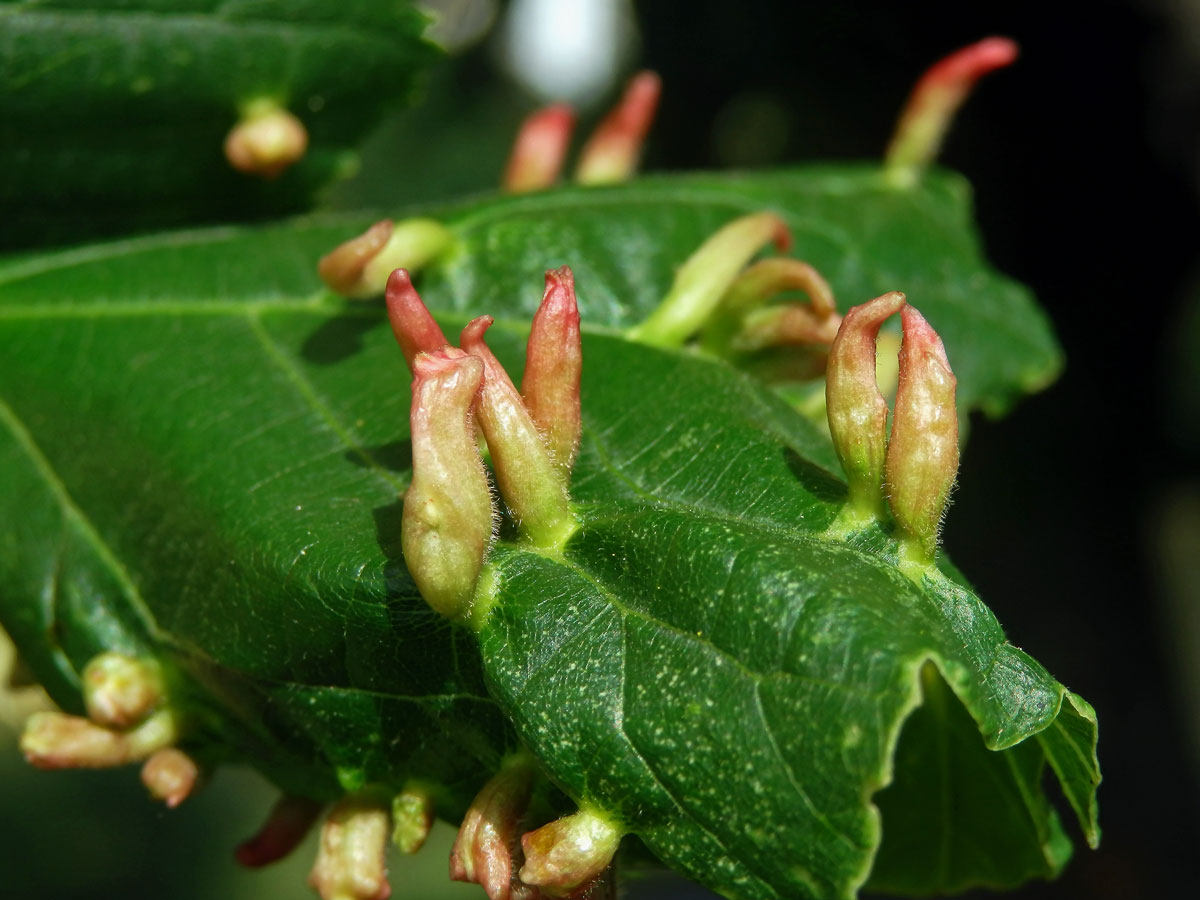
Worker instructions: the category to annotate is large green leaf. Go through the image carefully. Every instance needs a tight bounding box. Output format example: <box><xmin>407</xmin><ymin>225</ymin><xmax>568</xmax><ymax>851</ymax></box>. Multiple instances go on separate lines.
<box><xmin>0</xmin><ymin>166</ymin><xmax>1060</xmax><ymax>417</ymax></box>
<box><xmin>0</xmin><ymin>169</ymin><xmax>1095</xmax><ymax>898</ymax></box>
<box><xmin>0</xmin><ymin>0</ymin><xmax>438</xmax><ymax>246</ymax></box>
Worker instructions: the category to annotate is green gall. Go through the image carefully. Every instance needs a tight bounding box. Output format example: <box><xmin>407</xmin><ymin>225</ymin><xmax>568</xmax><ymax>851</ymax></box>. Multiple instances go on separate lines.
<box><xmin>402</xmin><ymin>349</ymin><xmax>495</xmax><ymax>620</ymax></box>
<box><xmin>522</xmin><ymin>266</ymin><xmax>583</xmax><ymax>475</ymax></box>
<box><xmin>319</xmin><ymin>221</ymin><xmax>455</xmax><ymax>299</ymax></box>
<box><xmin>826</xmin><ymin>291</ymin><xmax>907</xmax><ymax>521</ymax></box>
<box><xmin>629</xmin><ymin>211</ymin><xmax>791</xmax><ymax>348</ymax></box>
<box><xmin>886</xmin><ymin>305</ymin><xmax>960</xmax><ymax>564</ymax></box>
<box><xmin>461</xmin><ymin>316</ymin><xmax>576</xmax><ymax>550</ymax></box>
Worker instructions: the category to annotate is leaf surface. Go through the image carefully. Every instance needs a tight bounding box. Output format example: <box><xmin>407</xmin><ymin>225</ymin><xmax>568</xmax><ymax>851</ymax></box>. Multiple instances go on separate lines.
<box><xmin>0</xmin><ymin>168</ymin><xmax>1095</xmax><ymax>897</ymax></box>
<box><xmin>0</xmin><ymin>167</ymin><xmax>1060</xmax><ymax>417</ymax></box>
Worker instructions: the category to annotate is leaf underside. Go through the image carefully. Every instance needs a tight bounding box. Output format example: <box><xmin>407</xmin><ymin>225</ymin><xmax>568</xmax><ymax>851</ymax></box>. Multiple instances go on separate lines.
<box><xmin>0</xmin><ymin>168</ymin><xmax>1095</xmax><ymax>899</ymax></box>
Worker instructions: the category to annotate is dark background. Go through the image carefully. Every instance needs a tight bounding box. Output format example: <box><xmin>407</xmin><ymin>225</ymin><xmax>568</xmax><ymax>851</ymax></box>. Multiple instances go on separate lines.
<box><xmin>3</xmin><ymin>1</ymin><xmax>1197</xmax><ymax>898</ymax></box>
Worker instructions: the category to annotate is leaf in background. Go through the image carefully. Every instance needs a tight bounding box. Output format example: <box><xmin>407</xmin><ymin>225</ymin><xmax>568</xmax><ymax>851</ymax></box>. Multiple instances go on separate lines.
<box><xmin>0</xmin><ymin>167</ymin><xmax>1095</xmax><ymax>898</ymax></box>
<box><xmin>0</xmin><ymin>0</ymin><xmax>439</xmax><ymax>248</ymax></box>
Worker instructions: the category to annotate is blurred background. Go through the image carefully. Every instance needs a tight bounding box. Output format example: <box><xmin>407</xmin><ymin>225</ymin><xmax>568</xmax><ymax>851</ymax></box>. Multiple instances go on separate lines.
<box><xmin>3</xmin><ymin>0</ymin><xmax>1199</xmax><ymax>897</ymax></box>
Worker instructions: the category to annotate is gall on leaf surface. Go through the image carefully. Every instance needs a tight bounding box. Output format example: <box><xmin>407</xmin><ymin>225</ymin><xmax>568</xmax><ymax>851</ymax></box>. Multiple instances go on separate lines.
<box><xmin>0</xmin><ymin>168</ymin><xmax>1093</xmax><ymax>899</ymax></box>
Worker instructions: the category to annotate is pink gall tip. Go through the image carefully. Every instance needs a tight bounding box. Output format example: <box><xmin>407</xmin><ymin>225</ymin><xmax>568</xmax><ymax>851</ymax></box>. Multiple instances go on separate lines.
<box><xmin>236</xmin><ymin>795</ymin><xmax>323</xmax><ymax>868</ymax></box>
<box><xmin>403</xmin><ymin>349</ymin><xmax>494</xmax><ymax>621</ymax></box>
<box><xmin>885</xmin><ymin>305</ymin><xmax>959</xmax><ymax>563</ymax></box>
<box><xmin>886</xmin><ymin>37</ymin><xmax>1019</xmax><ymax>185</ymax></box>
<box><xmin>504</xmin><ymin>103</ymin><xmax>577</xmax><ymax>193</ymax></box>
<box><xmin>386</xmin><ymin>269</ymin><xmax>450</xmax><ymax>367</ymax></box>
<box><xmin>450</xmin><ymin>759</ymin><xmax>536</xmax><ymax>900</ymax></box>
<box><xmin>826</xmin><ymin>291</ymin><xmax>907</xmax><ymax>520</ymax></box>
<box><xmin>522</xmin><ymin>266</ymin><xmax>583</xmax><ymax>474</ymax></box>
<box><xmin>575</xmin><ymin>70</ymin><xmax>662</xmax><ymax>185</ymax></box>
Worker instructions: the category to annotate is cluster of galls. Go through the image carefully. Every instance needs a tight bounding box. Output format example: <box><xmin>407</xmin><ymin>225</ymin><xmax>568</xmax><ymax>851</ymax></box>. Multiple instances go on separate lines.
<box><xmin>826</xmin><ymin>292</ymin><xmax>960</xmax><ymax>570</ymax></box>
<box><xmin>21</xmin><ymin>652</ymin><xmax>198</xmax><ymax>807</ymax></box>
<box><xmin>391</xmin><ymin>262</ymin><xmax>582</xmax><ymax>620</ymax></box>
<box><xmin>15</xmin><ymin>35</ymin><xmax>1015</xmax><ymax>899</ymax></box>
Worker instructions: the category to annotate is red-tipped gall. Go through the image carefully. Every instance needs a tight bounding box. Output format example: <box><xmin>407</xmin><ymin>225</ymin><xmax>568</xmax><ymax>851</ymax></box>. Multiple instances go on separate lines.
<box><xmin>402</xmin><ymin>349</ymin><xmax>494</xmax><ymax>620</ymax></box>
<box><xmin>461</xmin><ymin>317</ymin><xmax>575</xmax><ymax>548</ymax></box>
<box><xmin>320</xmin><ymin>220</ymin><xmax>454</xmax><ymax>299</ymax></box>
<box><xmin>576</xmin><ymin>70</ymin><xmax>662</xmax><ymax>186</ymax></box>
<box><xmin>885</xmin><ymin>305</ymin><xmax>959</xmax><ymax>563</ymax></box>
<box><xmin>826</xmin><ymin>291</ymin><xmax>907</xmax><ymax>520</ymax></box>
<box><xmin>885</xmin><ymin>37</ymin><xmax>1019</xmax><ymax>186</ymax></box>
<box><xmin>504</xmin><ymin>103</ymin><xmax>577</xmax><ymax>193</ymax></box>
<box><xmin>450</xmin><ymin>758</ymin><xmax>537</xmax><ymax>900</ymax></box>
<box><xmin>522</xmin><ymin>266</ymin><xmax>583</xmax><ymax>474</ymax></box>
<box><xmin>386</xmin><ymin>269</ymin><xmax>451</xmax><ymax>367</ymax></box>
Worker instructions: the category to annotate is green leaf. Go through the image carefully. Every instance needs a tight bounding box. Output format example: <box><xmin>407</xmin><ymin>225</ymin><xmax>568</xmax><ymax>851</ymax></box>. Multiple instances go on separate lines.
<box><xmin>0</xmin><ymin>168</ymin><xmax>1094</xmax><ymax>898</ymax></box>
<box><xmin>0</xmin><ymin>166</ymin><xmax>1061</xmax><ymax>418</ymax></box>
<box><xmin>0</xmin><ymin>0</ymin><xmax>438</xmax><ymax>246</ymax></box>
<box><xmin>473</xmin><ymin>330</ymin><xmax>1097</xmax><ymax>900</ymax></box>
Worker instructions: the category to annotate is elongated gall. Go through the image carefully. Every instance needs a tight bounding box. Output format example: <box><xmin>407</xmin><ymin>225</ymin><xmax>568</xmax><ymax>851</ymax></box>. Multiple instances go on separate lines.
<box><xmin>505</xmin><ymin>104</ymin><xmax>576</xmax><ymax>193</ymax></box>
<box><xmin>20</xmin><ymin>708</ymin><xmax>177</xmax><ymax>769</ymax></box>
<box><xmin>721</xmin><ymin>257</ymin><xmax>836</xmax><ymax>319</ymax></box>
<box><xmin>629</xmin><ymin>211</ymin><xmax>791</xmax><ymax>347</ymax></box>
<box><xmin>461</xmin><ymin>317</ymin><xmax>575</xmax><ymax>548</ymax></box>
<box><xmin>451</xmin><ymin>758</ymin><xmax>537</xmax><ymax>900</ymax></box>
<box><xmin>224</xmin><ymin>103</ymin><xmax>308</xmax><ymax>178</ymax></box>
<box><xmin>402</xmin><ymin>349</ymin><xmax>494</xmax><ymax>620</ymax></box>
<box><xmin>522</xmin><ymin>266</ymin><xmax>583</xmax><ymax>474</ymax></box>
<box><xmin>320</xmin><ymin>220</ymin><xmax>453</xmax><ymax>298</ymax></box>
<box><xmin>236</xmin><ymin>795</ymin><xmax>324</xmax><ymax>868</ymax></box>
<box><xmin>826</xmin><ymin>291</ymin><xmax>907</xmax><ymax>520</ymax></box>
<box><xmin>886</xmin><ymin>305</ymin><xmax>959</xmax><ymax>563</ymax></box>
<box><xmin>308</xmin><ymin>794</ymin><xmax>392</xmax><ymax>900</ymax></box>
<box><xmin>576</xmin><ymin>70</ymin><xmax>662</xmax><ymax>185</ymax></box>
<box><xmin>885</xmin><ymin>37</ymin><xmax>1019</xmax><ymax>186</ymax></box>
<box><xmin>386</xmin><ymin>269</ymin><xmax>451</xmax><ymax>367</ymax></box>
<box><xmin>82</xmin><ymin>651</ymin><xmax>163</xmax><ymax>729</ymax></box>
<box><xmin>519</xmin><ymin>808</ymin><xmax>623</xmax><ymax>898</ymax></box>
